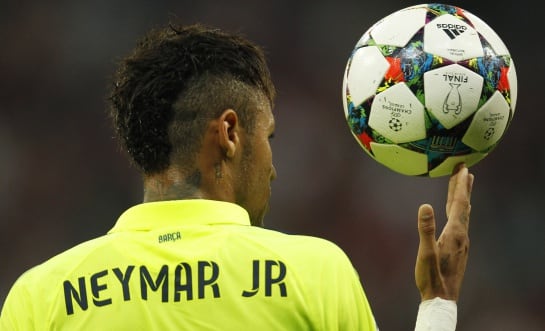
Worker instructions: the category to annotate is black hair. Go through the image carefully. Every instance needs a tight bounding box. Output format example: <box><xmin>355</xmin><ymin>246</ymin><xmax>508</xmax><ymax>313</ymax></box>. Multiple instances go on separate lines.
<box><xmin>109</xmin><ymin>23</ymin><xmax>276</xmax><ymax>175</ymax></box>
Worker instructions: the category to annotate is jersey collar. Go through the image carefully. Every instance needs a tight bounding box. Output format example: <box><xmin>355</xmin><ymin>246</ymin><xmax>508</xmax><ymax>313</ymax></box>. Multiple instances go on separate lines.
<box><xmin>108</xmin><ymin>199</ymin><xmax>251</xmax><ymax>233</ymax></box>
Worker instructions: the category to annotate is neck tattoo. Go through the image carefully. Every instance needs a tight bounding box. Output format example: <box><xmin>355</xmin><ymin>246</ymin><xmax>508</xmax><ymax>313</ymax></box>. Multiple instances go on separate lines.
<box><xmin>214</xmin><ymin>163</ymin><xmax>223</xmax><ymax>180</ymax></box>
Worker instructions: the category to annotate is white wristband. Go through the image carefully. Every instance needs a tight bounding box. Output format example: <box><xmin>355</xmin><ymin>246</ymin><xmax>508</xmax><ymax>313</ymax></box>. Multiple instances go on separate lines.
<box><xmin>414</xmin><ymin>297</ymin><xmax>457</xmax><ymax>331</ymax></box>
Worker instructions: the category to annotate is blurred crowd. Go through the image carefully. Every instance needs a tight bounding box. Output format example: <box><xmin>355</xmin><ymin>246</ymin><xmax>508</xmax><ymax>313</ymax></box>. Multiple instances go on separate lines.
<box><xmin>1</xmin><ymin>1</ymin><xmax>544</xmax><ymax>330</ymax></box>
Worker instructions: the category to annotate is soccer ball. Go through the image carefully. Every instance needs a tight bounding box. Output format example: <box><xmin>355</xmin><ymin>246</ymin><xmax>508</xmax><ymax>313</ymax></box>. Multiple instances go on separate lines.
<box><xmin>342</xmin><ymin>3</ymin><xmax>517</xmax><ymax>177</ymax></box>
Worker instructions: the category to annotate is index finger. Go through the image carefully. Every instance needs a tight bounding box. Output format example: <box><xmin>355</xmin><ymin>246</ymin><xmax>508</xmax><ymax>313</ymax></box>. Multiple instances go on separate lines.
<box><xmin>445</xmin><ymin>165</ymin><xmax>474</xmax><ymax>231</ymax></box>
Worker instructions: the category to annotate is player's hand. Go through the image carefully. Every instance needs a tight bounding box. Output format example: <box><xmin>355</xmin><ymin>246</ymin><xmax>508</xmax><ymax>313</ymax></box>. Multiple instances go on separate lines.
<box><xmin>415</xmin><ymin>163</ymin><xmax>475</xmax><ymax>302</ymax></box>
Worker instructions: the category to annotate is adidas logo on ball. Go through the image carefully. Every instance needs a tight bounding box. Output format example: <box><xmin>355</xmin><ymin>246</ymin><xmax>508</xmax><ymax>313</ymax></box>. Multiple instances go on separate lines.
<box><xmin>436</xmin><ymin>23</ymin><xmax>467</xmax><ymax>39</ymax></box>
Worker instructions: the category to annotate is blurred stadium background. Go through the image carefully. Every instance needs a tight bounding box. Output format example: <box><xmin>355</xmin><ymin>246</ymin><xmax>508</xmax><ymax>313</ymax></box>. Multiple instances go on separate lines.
<box><xmin>1</xmin><ymin>1</ymin><xmax>543</xmax><ymax>329</ymax></box>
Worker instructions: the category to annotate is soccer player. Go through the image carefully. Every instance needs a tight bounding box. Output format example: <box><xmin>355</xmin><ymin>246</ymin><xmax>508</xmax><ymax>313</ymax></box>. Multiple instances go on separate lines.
<box><xmin>0</xmin><ymin>23</ymin><xmax>474</xmax><ymax>330</ymax></box>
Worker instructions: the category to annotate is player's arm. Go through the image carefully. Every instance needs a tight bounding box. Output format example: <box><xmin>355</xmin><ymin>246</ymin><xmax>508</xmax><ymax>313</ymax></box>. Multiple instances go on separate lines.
<box><xmin>414</xmin><ymin>163</ymin><xmax>475</xmax><ymax>330</ymax></box>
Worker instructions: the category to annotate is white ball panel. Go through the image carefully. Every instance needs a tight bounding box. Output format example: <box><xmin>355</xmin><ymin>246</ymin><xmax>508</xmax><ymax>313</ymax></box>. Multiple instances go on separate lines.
<box><xmin>508</xmin><ymin>60</ymin><xmax>518</xmax><ymax>114</ymax></box>
<box><xmin>371</xmin><ymin>142</ymin><xmax>428</xmax><ymax>176</ymax></box>
<box><xmin>428</xmin><ymin>152</ymin><xmax>487</xmax><ymax>177</ymax></box>
<box><xmin>464</xmin><ymin>11</ymin><xmax>510</xmax><ymax>56</ymax></box>
<box><xmin>462</xmin><ymin>91</ymin><xmax>511</xmax><ymax>151</ymax></box>
<box><xmin>424</xmin><ymin>64</ymin><xmax>483</xmax><ymax>129</ymax></box>
<box><xmin>370</xmin><ymin>7</ymin><xmax>428</xmax><ymax>47</ymax></box>
<box><xmin>346</xmin><ymin>46</ymin><xmax>390</xmax><ymax>107</ymax></box>
<box><xmin>355</xmin><ymin>29</ymin><xmax>373</xmax><ymax>48</ymax></box>
<box><xmin>369</xmin><ymin>83</ymin><xmax>426</xmax><ymax>143</ymax></box>
<box><xmin>424</xmin><ymin>14</ymin><xmax>483</xmax><ymax>61</ymax></box>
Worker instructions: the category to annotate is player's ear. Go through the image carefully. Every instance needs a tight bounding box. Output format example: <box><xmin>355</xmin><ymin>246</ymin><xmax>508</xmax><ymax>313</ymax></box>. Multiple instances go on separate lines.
<box><xmin>218</xmin><ymin>109</ymin><xmax>239</xmax><ymax>159</ymax></box>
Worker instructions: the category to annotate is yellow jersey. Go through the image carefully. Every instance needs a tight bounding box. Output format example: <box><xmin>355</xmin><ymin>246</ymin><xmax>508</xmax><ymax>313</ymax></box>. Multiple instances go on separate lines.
<box><xmin>0</xmin><ymin>200</ymin><xmax>377</xmax><ymax>330</ymax></box>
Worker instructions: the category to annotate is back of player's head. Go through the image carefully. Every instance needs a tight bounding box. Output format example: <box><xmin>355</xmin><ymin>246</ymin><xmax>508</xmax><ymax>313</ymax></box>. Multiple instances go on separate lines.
<box><xmin>109</xmin><ymin>23</ymin><xmax>276</xmax><ymax>175</ymax></box>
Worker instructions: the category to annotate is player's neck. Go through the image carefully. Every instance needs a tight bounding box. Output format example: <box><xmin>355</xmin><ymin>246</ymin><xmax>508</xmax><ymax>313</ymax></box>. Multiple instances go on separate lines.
<box><xmin>142</xmin><ymin>164</ymin><xmax>236</xmax><ymax>203</ymax></box>
<box><xmin>142</xmin><ymin>168</ymin><xmax>203</xmax><ymax>202</ymax></box>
